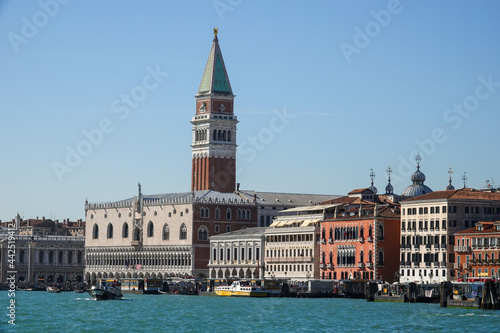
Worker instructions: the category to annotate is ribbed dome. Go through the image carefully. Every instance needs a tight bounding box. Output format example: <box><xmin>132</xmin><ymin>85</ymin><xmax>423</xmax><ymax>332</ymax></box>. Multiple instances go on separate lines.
<box><xmin>369</xmin><ymin>186</ymin><xmax>378</xmax><ymax>194</ymax></box>
<box><xmin>402</xmin><ymin>158</ymin><xmax>433</xmax><ymax>198</ymax></box>
<box><xmin>411</xmin><ymin>166</ymin><xmax>426</xmax><ymax>184</ymax></box>
<box><xmin>401</xmin><ymin>184</ymin><xmax>433</xmax><ymax>197</ymax></box>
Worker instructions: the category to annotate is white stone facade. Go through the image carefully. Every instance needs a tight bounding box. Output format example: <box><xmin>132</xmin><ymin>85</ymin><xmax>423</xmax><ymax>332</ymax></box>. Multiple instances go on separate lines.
<box><xmin>399</xmin><ymin>191</ymin><xmax>500</xmax><ymax>283</ymax></box>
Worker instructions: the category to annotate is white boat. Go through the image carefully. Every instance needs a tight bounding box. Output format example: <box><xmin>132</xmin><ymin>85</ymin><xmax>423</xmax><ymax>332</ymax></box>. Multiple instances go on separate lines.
<box><xmin>214</xmin><ymin>280</ymin><xmax>267</xmax><ymax>297</ymax></box>
<box><xmin>46</xmin><ymin>286</ymin><xmax>61</xmax><ymax>293</ymax></box>
<box><xmin>89</xmin><ymin>279</ymin><xmax>123</xmax><ymax>301</ymax></box>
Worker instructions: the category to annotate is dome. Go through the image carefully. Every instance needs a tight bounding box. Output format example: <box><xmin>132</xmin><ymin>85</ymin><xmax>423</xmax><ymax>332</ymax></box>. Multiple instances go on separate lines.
<box><xmin>401</xmin><ymin>184</ymin><xmax>433</xmax><ymax>197</ymax></box>
<box><xmin>369</xmin><ymin>186</ymin><xmax>378</xmax><ymax>194</ymax></box>
<box><xmin>402</xmin><ymin>156</ymin><xmax>433</xmax><ymax>198</ymax></box>
<box><xmin>411</xmin><ymin>167</ymin><xmax>426</xmax><ymax>184</ymax></box>
<box><xmin>446</xmin><ymin>184</ymin><xmax>455</xmax><ymax>190</ymax></box>
<box><xmin>385</xmin><ymin>182</ymin><xmax>394</xmax><ymax>194</ymax></box>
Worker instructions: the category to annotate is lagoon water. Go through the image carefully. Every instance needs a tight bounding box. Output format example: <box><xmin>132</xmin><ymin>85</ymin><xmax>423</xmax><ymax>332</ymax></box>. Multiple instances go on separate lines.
<box><xmin>2</xmin><ymin>291</ymin><xmax>500</xmax><ymax>332</ymax></box>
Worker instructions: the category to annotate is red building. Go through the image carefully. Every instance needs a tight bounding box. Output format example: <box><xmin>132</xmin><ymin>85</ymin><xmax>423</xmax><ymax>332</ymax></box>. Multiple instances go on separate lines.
<box><xmin>320</xmin><ymin>191</ymin><xmax>401</xmax><ymax>282</ymax></box>
<box><xmin>454</xmin><ymin>221</ymin><xmax>500</xmax><ymax>281</ymax></box>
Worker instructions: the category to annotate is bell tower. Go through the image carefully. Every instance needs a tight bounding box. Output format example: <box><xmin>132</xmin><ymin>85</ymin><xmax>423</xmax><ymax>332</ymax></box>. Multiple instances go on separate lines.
<box><xmin>191</xmin><ymin>29</ymin><xmax>237</xmax><ymax>193</ymax></box>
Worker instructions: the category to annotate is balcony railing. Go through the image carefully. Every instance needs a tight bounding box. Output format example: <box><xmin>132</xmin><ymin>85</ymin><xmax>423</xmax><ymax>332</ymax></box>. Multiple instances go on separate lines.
<box><xmin>327</xmin><ymin>263</ymin><xmax>334</xmax><ymax>269</ymax></box>
<box><xmin>328</xmin><ymin>238</ymin><xmax>334</xmax><ymax>244</ymax></box>
<box><xmin>367</xmin><ymin>237</ymin><xmax>373</xmax><ymax>242</ymax></box>
<box><xmin>357</xmin><ymin>262</ymin><xmax>365</xmax><ymax>268</ymax></box>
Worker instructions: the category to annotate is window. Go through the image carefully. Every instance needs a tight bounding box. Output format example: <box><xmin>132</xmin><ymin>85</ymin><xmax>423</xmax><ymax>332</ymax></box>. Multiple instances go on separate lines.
<box><xmin>77</xmin><ymin>251</ymin><xmax>82</xmax><ymax>264</ymax></box>
<box><xmin>442</xmin><ymin>206</ymin><xmax>446</xmax><ymax>213</ymax></box>
<box><xmin>48</xmin><ymin>251</ymin><xmax>53</xmax><ymax>263</ymax></box>
<box><xmin>92</xmin><ymin>224</ymin><xmax>99</xmax><ymax>239</ymax></box>
<box><xmin>147</xmin><ymin>221</ymin><xmax>154</xmax><ymax>237</ymax></box>
<box><xmin>162</xmin><ymin>224</ymin><xmax>170</xmax><ymax>240</ymax></box>
<box><xmin>39</xmin><ymin>250</ymin><xmax>44</xmax><ymax>263</ymax></box>
<box><xmin>122</xmin><ymin>222</ymin><xmax>129</xmax><ymax>238</ymax></box>
<box><xmin>226</xmin><ymin>208</ymin><xmax>232</xmax><ymax>220</ymax></box>
<box><xmin>436</xmin><ymin>207</ymin><xmax>440</xmax><ymax>214</ymax></box>
<box><xmin>58</xmin><ymin>250</ymin><xmax>63</xmax><ymax>264</ymax></box>
<box><xmin>180</xmin><ymin>223</ymin><xmax>187</xmax><ymax>240</ymax></box>
<box><xmin>215</xmin><ymin>225</ymin><xmax>220</xmax><ymax>233</ymax></box>
<box><xmin>67</xmin><ymin>251</ymin><xmax>73</xmax><ymax>264</ymax></box>
<box><xmin>215</xmin><ymin>208</ymin><xmax>220</xmax><ymax>220</ymax></box>
<box><xmin>198</xmin><ymin>226</ymin><xmax>208</xmax><ymax>240</ymax></box>
<box><xmin>226</xmin><ymin>225</ymin><xmax>231</xmax><ymax>233</ymax></box>
<box><xmin>107</xmin><ymin>223</ymin><xmax>113</xmax><ymax>239</ymax></box>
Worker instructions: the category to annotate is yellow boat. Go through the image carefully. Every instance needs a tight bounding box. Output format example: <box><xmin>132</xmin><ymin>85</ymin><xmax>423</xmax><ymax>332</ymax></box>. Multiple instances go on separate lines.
<box><xmin>214</xmin><ymin>281</ymin><xmax>267</xmax><ymax>297</ymax></box>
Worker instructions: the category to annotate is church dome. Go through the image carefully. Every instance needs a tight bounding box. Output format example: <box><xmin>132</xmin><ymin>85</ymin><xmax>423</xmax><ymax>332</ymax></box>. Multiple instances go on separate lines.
<box><xmin>369</xmin><ymin>185</ymin><xmax>378</xmax><ymax>194</ymax></box>
<box><xmin>401</xmin><ymin>183</ymin><xmax>433</xmax><ymax>197</ymax></box>
<box><xmin>411</xmin><ymin>168</ymin><xmax>426</xmax><ymax>184</ymax></box>
<box><xmin>402</xmin><ymin>154</ymin><xmax>433</xmax><ymax>198</ymax></box>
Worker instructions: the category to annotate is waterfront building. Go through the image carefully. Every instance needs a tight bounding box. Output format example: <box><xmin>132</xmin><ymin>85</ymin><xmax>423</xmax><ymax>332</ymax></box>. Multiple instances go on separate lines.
<box><xmin>263</xmin><ymin>204</ymin><xmax>339</xmax><ymax>281</ymax></box>
<box><xmin>84</xmin><ymin>30</ymin><xmax>337</xmax><ymax>283</ymax></box>
<box><xmin>454</xmin><ymin>221</ymin><xmax>500</xmax><ymax>281</ymax></box>
<box><xmin>208</xmin><ymin>227</ymin><xmax>266</xmax><ymax>279</ymax></box>
<box><xmin>85</xmin><ymin>188</ymin><xmax>258</xmax><ymax>282</ymax></box>
<box><xmin>319</xmin><ymin>187</ymin><xmax>401</xmax><ymax>282</ymax></box>
<box><xmin>399</xmin><ymin>188</ymin><xmax>500</xmax><ymax>283</ymax></box>
<box><xmin>0</xmin><ymin>214</ymin><xmax>85</xmax><ymax>237</ymax></box>
<box><xmin>0</xmin><ymin>214</ymin><xmax>85</xmax><ymax>286</ymax></box>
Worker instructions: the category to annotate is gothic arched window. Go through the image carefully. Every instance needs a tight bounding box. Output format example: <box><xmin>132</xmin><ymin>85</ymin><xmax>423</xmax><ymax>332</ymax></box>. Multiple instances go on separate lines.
<box><xmin>122</xmin><ymin>222</ymin><xmax>129</xmax><ymax>238</ymax></box>
<box><xmin>92</xmin><ymin>224</ymin><xmax>99</xmax><ymax>239</ymax></box>
<box><xmin>107</xmin><ymin>223</ymin><xmax>113</xmax><ymax>239</ymax></box>
<box><xmin>180</xmin><ymin>223</ymin><xmax>187</xmax><ymax>240</ymax></box>
<box><xmin>147</xmin><ymin>221</ymin><xmax>154</xmax><ymax>237</ymax></box>
<box><xmin>198</xmin><ymin>226</ymin><xmax>208</xmax><ymax>241</ymax></box>
<box><xmin>162</xmin><ymin>224</ymin><xmax>170</xmax><ymax>240</ymax></box>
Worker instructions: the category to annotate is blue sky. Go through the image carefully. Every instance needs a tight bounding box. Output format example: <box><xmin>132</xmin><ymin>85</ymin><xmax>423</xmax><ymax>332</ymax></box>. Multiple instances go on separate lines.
<box><xmin>1</xmin><ymin>0</ymin><xmax>499</xmax><ymax>221</ymax></box>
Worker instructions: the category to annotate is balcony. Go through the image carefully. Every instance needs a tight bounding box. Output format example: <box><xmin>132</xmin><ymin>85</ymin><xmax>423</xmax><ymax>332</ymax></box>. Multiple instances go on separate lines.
<box><xmin>357</xmin><ymin>262</ymin><xmax>365</xmax><ymax>268</ymax></box>
<box><xmin>357</xmin><ymin>237</ymin><xmax>364</xmax><ymax>243</ymax></box>
<box><xmin>327</xmin><ymin>263</ymin><xmax>334</xmax><ymax>269</ymax></box>
<box><xmin>366</xmin><ymin>262</ymin><xmax>373</xmax><ymax>269</ymax></box>
<box><xmin>328</xmin><ymin>238</ymin><xmax>334</xmax><ymax>244</ymax></box>
<box><xmin>405</xmin><ymin>244</ymin><xmax>411</xmax><ymax>249</ymax></box>
<box><xmin>454</xmin><ymin>263</ymin><xmax>459</xmax><ymax>269</ymax></box>
<box><xmin>367</xmin><ymin>236</ymin><xmax>373</xmax><ymax>242</ymax></box>
<box><xmin>405</xmin><ymin>261</ymin><xmax>411</xmax><ymax>267</ymax></box>
<box><xmin>425</xmin><ymin>244</ymin><xmax>431</xmax><ymax>249</ymax></box>
<box><xmin>320</xmin><ymin>263</ymin><xmax>326</xmax><ymax>270</ymax></box>
<box><xmin>425</xmin><ymin>262</ymin><xmax>431</xmax><ymax>267</ymax></box>
<box><xmin>440</xmin><ymin>261</ymin><xmax>447</xmax><ymax>267</ymax></box>
<box><xmin>321</xmin><ymin>238</ymin><xmax>326</xmax><ymax>245</ymax></box>
<box><xmin>440</xmin><ymin>244</ymin><xmax>446</xmax><ymax>249</ymax></box>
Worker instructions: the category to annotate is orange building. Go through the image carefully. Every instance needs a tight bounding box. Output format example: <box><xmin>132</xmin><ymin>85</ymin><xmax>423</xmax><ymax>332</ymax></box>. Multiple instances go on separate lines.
<box><xmin>454</xmin><ymin>221</ymin><xmax>500</xmax><ymax>281</ymax></box>
<box><xmin>320</xmin><ymin>195</ymin><xmax>401</xmax><ymax>282</ymax></box>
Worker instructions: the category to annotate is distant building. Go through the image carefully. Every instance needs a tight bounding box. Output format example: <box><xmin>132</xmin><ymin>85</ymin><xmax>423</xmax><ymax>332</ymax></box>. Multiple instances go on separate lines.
<box><xmin>208</xmin><ymin>227</ymin><xmax>266</xmax><ymax>279</ymax></box>
<box><xmin>0</xmin><ymin>214</ymin><xmax>85</xmax><ymax>285</ymax></box>
<box><xmin>263</xmin><ymin>204</ymin><xmax>338</xmax><ymax>281</ymax></box>
<box><xmin>454</xmin><ymin>221</ymin><xmax>500</xmax><ymax>281</ymax></box>
<box><xmin>319</xmin><ymin>189</ymin><xmax>401</xmax><ymax>282</ymax></box>
<box><xmin>399</xmin><ymin>188</ymin><xmax>500</xmax><ymax>283</ymax></box>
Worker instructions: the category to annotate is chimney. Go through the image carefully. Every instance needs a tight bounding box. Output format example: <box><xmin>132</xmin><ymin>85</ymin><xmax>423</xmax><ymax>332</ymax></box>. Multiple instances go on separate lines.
<box><xmin>237</xmin><ymin>183</ymin><xmax>240</xmax><ymax>192</ymax></box>
<box><xmin>42</xmin><ymin>216</ymin><xmax>45</xmax><ymax>221</ymax></box>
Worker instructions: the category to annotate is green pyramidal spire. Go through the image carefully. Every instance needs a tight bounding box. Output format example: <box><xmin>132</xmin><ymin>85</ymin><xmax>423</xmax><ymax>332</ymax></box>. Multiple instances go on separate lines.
<box><xmin>197</xmin><ymin>29</ymin><xmax>233</xmax><ymax>96</ymax></box>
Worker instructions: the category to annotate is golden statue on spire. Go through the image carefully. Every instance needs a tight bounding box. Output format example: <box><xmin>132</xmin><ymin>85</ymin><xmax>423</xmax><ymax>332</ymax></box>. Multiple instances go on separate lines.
<box><xmin>214</xmin><ymin>27</ymin><xmax>218</xmax><ymax>36</ymax></box>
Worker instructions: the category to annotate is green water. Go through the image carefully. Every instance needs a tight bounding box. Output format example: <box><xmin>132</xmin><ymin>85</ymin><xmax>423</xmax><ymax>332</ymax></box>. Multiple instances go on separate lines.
<box><xmin>2</xmin><ymin>291</ymin><xmax>500</xmax><ymax>332</ymax></box>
